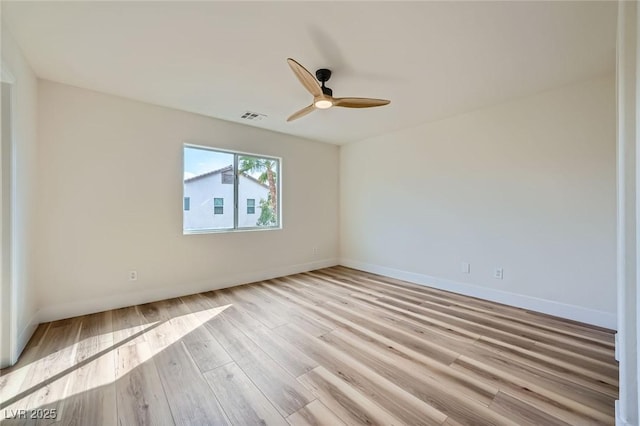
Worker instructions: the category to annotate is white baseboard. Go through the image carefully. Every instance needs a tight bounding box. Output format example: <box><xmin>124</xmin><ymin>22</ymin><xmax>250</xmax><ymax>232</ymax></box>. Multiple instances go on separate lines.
<box><xmin>615</xmin><ymin>400</ymin><xmax>634</xmax><ymax>426</ymax></box>
<box><xmin>37</xmin><ymin>258</ymin><xmax>339</xmax><ymax>323</ymax></box>
<box><xmin>16</xmin><ymin>313</ymin><xmax>39</xmax><ymax>360</ymax></box>
<box><xmin>340</xmin><ymin>259</ymin><xmax>617</xmax><ymax>330</ymax></box>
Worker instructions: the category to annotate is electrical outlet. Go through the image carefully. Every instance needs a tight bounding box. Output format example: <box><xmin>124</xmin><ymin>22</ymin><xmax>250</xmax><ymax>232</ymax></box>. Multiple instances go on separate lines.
<box><xmin>493</xmin><ymin>268</ymin><xmax>503</xmax><ymax>280</ymax></box>
<box><xmin>312</xmin><ymin>247</ymin><xmax>319</xmax><ymax>255</ymax></box>
<box><xmin>461</xmin><ymin>262</ymin><xmax>470</xmax><ymax>274</ymax></box>
<box><xmin>129</xmin><ymin>270</ymin><xmax>138</xmax><ymax>281</ymax></box>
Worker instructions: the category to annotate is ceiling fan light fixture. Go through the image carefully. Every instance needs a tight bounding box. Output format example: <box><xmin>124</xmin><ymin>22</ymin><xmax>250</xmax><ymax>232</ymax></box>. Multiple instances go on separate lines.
<box><xmin>286</xmin><ymin>58</ymin><xmax>389</xmax><ymax>121</ymax></box>
<box><xmin>314</xmin><ymin>99</ymin><xmax>333</xmax><ymax>109</ymax></box>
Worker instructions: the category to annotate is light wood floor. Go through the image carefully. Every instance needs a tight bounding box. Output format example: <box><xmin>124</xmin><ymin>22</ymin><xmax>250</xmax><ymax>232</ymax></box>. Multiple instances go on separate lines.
<box><xmin>1</xmin><ymin>266</ymin><xmax>618</xmax><ymax>425</ymax></box>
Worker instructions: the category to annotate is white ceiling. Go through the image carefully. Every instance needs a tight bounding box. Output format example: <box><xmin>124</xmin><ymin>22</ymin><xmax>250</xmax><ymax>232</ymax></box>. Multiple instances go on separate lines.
<box><xmin>2</xmin><ymin>1</ymin><xmax>617</xmax><ymax>145</ymax></box>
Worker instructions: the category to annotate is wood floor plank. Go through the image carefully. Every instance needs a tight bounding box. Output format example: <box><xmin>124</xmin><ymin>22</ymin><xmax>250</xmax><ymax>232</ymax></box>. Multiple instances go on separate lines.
<box><xmin>317</xmin><ymin>269</ymin><xmax>614</xmax><ymax>350</ymax></box>
<box><xmin>450</xmin><ymin>355</ymin><xmax>610</xmax><ymax>425</ymax></box>
<box><xmin>288</xmin><ymin>273</ymin><xmax>483</xmax><ymax>352</ymax></box>
<box><xmin>266</xmin><ymin>281</ymin><xmax>499</xmax><ymax>409</ymax></box>
<box><xmin>489</xmin><ymin>391</ymin><xmax>573</xmax><ymax>426</ymax></box>
<box><xmin>225</xmin><ymin>308</ymin><xmax>318</xmax><ymax>377</ymax></box>
<box><xmin>203</xmin><ymin>312</ymin><xmax>313</xmax><ymax>416</ymax></box>
<box><xmin>202</xmin><ymin>308</ymin><xmax>269</xmax><ymax>361</ymax></box>
<box><xmin>175</xmin><ymin>294</ymin><xmax>235</xmax><ymax>373</ymax></box>
<box><xmin>323</xmin><ymin>327</ymin><xmax>498</xmax><ymax>407</ymax></box>
<box><xmin>326</xmin><ymin>298</ymin><xmax>468</xmax><ymax>363</ymax></box>
<box><xmin>233</xmin><ymin>350</ymin><xmax>314</xmax><ymax>417</ymax></box>
<box><xmin>272</xmin><ymin>278</ymin><xmax>463</xmax><ymax>365</ymax></box>
<box><xmin>0</xmin><ymin>323</ymin><xmax>51</xmax><ymax>396</ymax></box>
<box><xmin>2</xmin><ymin>318</ymin><xmax>83</xmax><ymax>424</ymax></box>
<box><xmin>335</xmin><ymin>266</ymin><xmax>616</xmax><ymax>344</ymax></box>
<box><xmin>55</xmin><ymin>312</ymin><xmax>117</xmax><ymax>426</ymax></box>
<box><xmin>256</xmin><ymin>283</ymin><xmax>338</xmax><ymax>336</ymax></box>
<box><xmin>262</xmin><ymin>272</ymin><xmax>608</xmax><ymax>421</ymax></box>
<box><xmin>115</xmin><ymin>342</ymin><xmax>174</xmax><ymax>426</ymax></box>
<box><xmin>153</xmin><ymin>341</ymin><xmax>230</xmax><ymax>425</ymax></box>
<box><xmin>112</xmin><ymin>306</ymin><xmax>149</xmax><ymax>347</ymax></box>
<box><xmin>203</xmin><ymin>362</ymin><xmax>288</xmax><ymax>426</ymax></box>
<box><xmin>214</xmin><ymin>289</ymin><xmax>319</xmax><ymax>377</ymax></box>
<box><xmin>0</xmin><ymin>328</ymin><xmax>46</xmax><ymax>410</ymax></box>
<box><xmin>452</xmin><ymin>355</ymin><xmax>614</xmax><ymax>425</ymax></box>
<box><xmin>297</xmin><ymin>367</ymin><xmax>407</xmax><ymax>426</ymax></box>
<box><xmin>276</xmin><ymin>274</ymin><xmax>489</xmax><ymax>350</ymax></box>
<box><xmin>276</xmin><ymin>323</ymin><xmax>449</xmax><ymax>425</ymax></box>
<box><xmin>182</xmin><ymin>334</ymin><xmax>232</xmax><ymax>374</ymax></box>
<box><xmin>287</xmin><ymin>400</ymin><xmax>347</xmax><ymax>426</ymax></box>
<box><xmin>331</xmin><ymin>266</ymin><xmax>527</xmax><ymax>315</ymax></box>
<box><xmin>474</xmin><ymin>337</ymin><xmax>618</xmax><ymax>388</ymax></box>
<box><xmin>315</xmin><ymin>329</ymin><xmax>515</xmax><ymax>425</ymax></box>
<box><xmin>466</xmin><ymin>340</ymin><xmax>618</xmax><ymax>402</ymax></box>
<box><xmin>1</xmin><ymin>266</ymin><xmax>617</xmax><ymax>426</ymax></box>
<box><xmin>333</xmin><ymin>267</ymin><xmax>611</xmax><ymax>347</ymax></box>
<box><xmin>225</xmin><ymin>285</ymin><xmax>290</xmax><ymax>329</ymax></box>
<box><xmin>378</xmin><ymin>296</ymin><xmax>543</xmax><ymax>349</ymax></box>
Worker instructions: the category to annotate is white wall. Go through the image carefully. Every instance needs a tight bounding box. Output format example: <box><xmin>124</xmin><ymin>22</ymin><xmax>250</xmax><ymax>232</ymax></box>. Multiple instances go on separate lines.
<box><xmin>37</xmin><ymin>80</ymin><xmax>339</xmax><ymax>321</ymax></box>
<box><xmin>340</xmin><ymin>74</ymin><xmax>616</xmax><ymax>328</ymax></box>
<box><xmin>1</xmin><ymin>26</ymin><xmax>39</xmax><ymax>366</ymax></box>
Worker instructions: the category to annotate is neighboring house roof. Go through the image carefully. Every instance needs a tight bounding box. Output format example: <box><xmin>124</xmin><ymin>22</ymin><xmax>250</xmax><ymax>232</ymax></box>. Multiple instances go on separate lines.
<box><xmin>184</xmin><ymin>164</ymin><xmax>269</xmax><ymax>189</ymax></box>
<box><xmin>184</xmin><ymin>165</ymin><xmax>233</xmax><ymax>183</ymax></box>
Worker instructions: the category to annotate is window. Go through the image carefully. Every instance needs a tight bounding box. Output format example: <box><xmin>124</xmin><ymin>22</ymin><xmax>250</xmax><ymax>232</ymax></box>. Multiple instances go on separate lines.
<box><xmin>183</xmin><ymin>145</ymin><xmax>280</xmax><ymax>233</ymax></box>
<box><xmin>221</xmin><ymin>168</ymin><xmax>234</xmax><ymax>184</ymax></box>
<box><xmin>213</xmin><ymin>198</ymin><xmax>224</xmax><ymax>214</ymax></box>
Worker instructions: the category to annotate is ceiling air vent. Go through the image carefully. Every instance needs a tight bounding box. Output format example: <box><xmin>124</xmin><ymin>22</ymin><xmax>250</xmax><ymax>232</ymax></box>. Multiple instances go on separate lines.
<box><xmin>240</xmin><ymin>111</ymin><xmax>267</xmax><ymax>121</ymax></box>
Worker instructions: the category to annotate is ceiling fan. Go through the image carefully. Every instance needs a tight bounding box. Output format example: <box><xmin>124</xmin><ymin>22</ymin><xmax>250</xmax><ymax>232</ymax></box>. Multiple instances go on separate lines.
<box><xmin>286</xmin><ymin>58</ymin><xmax>390</xmax><ymax>122</ymax></box>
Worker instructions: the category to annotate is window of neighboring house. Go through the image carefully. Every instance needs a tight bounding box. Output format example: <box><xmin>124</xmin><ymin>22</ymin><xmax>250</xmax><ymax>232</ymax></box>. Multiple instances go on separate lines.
<box><xmin>221</xmin><ymin>168</ymin><xmax>234</xmax><ymax>184</ymax></box>
<box><xmin>213</xmin><ymin>198</ymin><xmax>224</xmax><ymax>214</ymax></box>
<box><xmin>183</xmin><ymin>144</ymin><xmax>281</xmax><ymax>233</ymax></box>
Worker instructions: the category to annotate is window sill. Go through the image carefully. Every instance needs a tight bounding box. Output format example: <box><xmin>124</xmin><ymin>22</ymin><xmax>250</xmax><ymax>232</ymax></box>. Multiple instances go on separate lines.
<box><xmin>183</xmin><ymin>226</ymin><xmax>282</xmax><ymax>235</ymax></box>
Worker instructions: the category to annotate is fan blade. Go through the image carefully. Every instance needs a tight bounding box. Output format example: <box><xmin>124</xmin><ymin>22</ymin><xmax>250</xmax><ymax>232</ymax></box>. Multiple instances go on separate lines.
<box><xmin>287</xmin><ymin>104</ymin><xmax>315</xmax><ymax>122</ymax></box>
<box><xmin>333</xmin><ymin>97</ymin><xmax>390</xmax><ymax>108</ymax></box>
<box><xmin>287</xmin><ymin>58</ymin><xmax>322</xmax><ymax>97</ymax></box>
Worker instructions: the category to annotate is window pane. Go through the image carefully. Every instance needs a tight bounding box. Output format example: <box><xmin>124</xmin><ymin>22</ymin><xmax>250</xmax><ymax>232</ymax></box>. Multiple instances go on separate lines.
<box><xmin>183</xmin><ymin>145</ymin><xmax>280</xmax><ymax>233</ymax></box>
<box><xmin>213</xmin><ymin>198</ymin><xmax>223</xmax><ymax>215</ymax></box>
<box><xmin>183</xmin><ymin>147</ymin><xmax>234</xmax><ymax>231</ymax></box>
<box><xmin>237</xmin><ymin>155</ymin><xmax>279</xmax><ymax>228</ymax></box>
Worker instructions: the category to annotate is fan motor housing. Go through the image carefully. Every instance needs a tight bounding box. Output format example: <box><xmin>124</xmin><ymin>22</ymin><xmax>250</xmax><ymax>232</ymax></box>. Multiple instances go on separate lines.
<box><xmin>316</xmin><ymin>69</ymin><xmax>333</xmax><ymax>96</ymax></box>
<box><xmin>315</xmin><ymin>68</ymin><xmax>332</xmax><ymax>83</ymax></box>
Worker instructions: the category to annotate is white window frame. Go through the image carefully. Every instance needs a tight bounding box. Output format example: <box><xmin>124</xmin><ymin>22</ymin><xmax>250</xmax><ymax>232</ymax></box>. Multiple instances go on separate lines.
<box><xmin>183</xmin><ymin>144</ymin><xmax>282</xmax><ymax>234</ymax></box>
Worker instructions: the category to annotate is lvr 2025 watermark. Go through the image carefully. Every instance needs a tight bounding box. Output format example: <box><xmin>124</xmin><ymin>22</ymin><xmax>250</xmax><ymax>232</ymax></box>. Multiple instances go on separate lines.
<box><xmin>4</xmin><ymin>409</ymin><xmax>58</xmax><ymax>420</ymax></box>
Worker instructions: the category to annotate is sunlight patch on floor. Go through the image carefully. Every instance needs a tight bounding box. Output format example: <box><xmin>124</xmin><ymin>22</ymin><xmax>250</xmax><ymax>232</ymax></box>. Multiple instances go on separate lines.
<box><xmin>0</xmin><ymin>304</ymin><xmax>231</xmax><ymax>414</ymax></box>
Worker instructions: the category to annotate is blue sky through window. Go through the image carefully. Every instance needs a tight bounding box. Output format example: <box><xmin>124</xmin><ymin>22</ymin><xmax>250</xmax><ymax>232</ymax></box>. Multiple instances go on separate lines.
<box><xmin>184</xmin><ymin>146</ymin><xmax>270</xmax><ymax>181</ymax></box>
<box><xmin>184</xmin><ymin>146</ymin><xmax>233</xmax><ymax>180</ymax></box>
